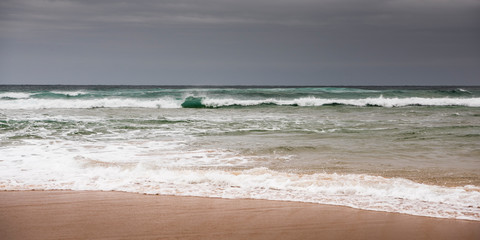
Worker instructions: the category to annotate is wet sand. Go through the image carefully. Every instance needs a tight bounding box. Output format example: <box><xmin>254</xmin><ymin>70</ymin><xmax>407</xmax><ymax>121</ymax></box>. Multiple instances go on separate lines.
<box><xmin>0</xmin><ymin>190</ymin><xmax>479</xmax><ymax>240</ymax></box>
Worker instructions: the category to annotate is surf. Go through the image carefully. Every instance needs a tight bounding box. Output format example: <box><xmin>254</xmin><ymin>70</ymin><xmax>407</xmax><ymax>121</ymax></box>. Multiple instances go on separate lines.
<box><xmin>1</xmin><ymin>96</ymin><xmax>480</xmax><ymax>109</ymax></box>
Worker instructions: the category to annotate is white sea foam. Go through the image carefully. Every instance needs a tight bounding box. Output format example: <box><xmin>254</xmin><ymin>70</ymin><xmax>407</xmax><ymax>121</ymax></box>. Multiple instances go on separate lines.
<box><xmin>202</xmin><ymin>96</ymin><xmax>480</xmax><ymax>108</ymax></box>
<box><xmin>0</xmin><ymin>98</ymin><xmax>181</xmax><ymax>109</ymax></box>
<box><xmin>0</xmin><ymin>139</ymin><xmax>479</xmax><ymax>220</ymax></box>
<box><xmin>50</xmin><ymin>91</ymin><xmax>89</xmax><ymax>96</ymax></box>
<box><xmin>1</xmin><ymin>96</ymin><xmax>479</xmax><ymax>109</ymax></box>
<box><xmin>0</xmin><ymin>92</ymin><xmax>32</xmax><ymax>99</ymax></box>
<box><xmin>458</xmin><ymin>88</ymin><xmax>471</xmax><ymax>93</ymax></box>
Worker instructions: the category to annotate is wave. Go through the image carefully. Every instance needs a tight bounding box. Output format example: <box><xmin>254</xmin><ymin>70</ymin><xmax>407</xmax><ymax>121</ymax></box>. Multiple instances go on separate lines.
<box><xmin>315</xmin><ymin>87</ymin><xmax>380</xmax><ymax>93</ymax></box>
<box><xmin>1</xmin><ymin>156</ymin><xmax>479</xmax><ymax>220</ymax></box>
<box><xmin>49</xmin><ymin>91</ymin><xmax>89</xmax><ymax>97</ymax></box>
<box><xmin>199</xmin><ymin>96</ymin><xmax>480</xmax><ymax>108</ymax></box>
<box><xmin>0</xmin><ymin>98</ymin><xmax>181</xmax><ymax>109</ymax></box>
<box><xmin>0</xmin><ymin>92</ymin><xmax>32</xmax><ymax>99</ymax></box>
<box><xmin>1</xmin><ymin>138</ymin><xmax>479</xmax><ymax>221</ymax></box>
<box><xmin>436</xmin><ymin>88</ymin><xmax>473</xmax><ymax>95</ymax></box>
<box><xmin>0</xmin><ymin>91</ymin><xmax>89</xmax><ymax>99</ymax></box>
<box><xmin>181</xmin><ymin>96</ymin><xmax>206</xmax><ymax>108</ymax></box>
<box><xmin>1</xmin><ymin>96</ymin><xmax>480</xmax><ymax>109</ymax></box>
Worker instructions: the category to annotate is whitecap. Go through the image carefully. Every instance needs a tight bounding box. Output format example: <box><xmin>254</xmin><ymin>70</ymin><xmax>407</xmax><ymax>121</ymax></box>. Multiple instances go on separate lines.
<box><xmin>0</xmin><ymin>92</ymin><xmax>32</xmax><ymax>99</ymax></box>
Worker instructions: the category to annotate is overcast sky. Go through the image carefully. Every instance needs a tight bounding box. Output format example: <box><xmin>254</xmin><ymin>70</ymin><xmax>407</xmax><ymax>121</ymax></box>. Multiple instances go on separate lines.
<box><xmin>1</xmin><ymin>0</ymin><xmax>479</xmax><ymax>85</ymax></box>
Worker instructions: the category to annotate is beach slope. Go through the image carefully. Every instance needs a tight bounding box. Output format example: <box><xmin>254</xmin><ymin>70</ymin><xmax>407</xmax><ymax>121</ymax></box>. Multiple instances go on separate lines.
<box><xmin>1</xmin><ymin>190</ymin><xmax>479</xmax><ymax>240</ymax></box>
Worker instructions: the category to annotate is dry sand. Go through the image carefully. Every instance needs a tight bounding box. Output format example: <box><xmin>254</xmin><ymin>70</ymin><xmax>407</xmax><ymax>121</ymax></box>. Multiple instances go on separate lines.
<box><xmin>1</xmin><ymin>190</ymin><xmax>479</xmax><ymax>240</ymax></box>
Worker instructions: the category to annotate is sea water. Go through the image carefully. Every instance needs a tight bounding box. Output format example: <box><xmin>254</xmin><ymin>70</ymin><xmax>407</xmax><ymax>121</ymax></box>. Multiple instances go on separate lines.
<box><xmin>0</xmin><ymin>85</ymin><xmax>479</xmax><ymax>220</ymax></box>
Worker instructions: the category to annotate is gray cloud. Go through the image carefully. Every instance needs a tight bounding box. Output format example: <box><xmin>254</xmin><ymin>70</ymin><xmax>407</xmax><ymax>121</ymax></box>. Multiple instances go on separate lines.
<box><xmin>1</xmin><ymin>0</ymin><xmax>479</xmax><ymax>85</ymax></box>
<box><xmin>4</xmin><ymin>0</ymin><xmax>479</xmax><ymax>28</ymax></box>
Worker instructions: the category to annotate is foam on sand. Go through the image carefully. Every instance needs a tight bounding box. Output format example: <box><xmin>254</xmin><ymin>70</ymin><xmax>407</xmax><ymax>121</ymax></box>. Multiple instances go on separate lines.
<box><xmin>1</xmin><ymin>140</ymin><xmax>479</xmax><ymax>220</ymax></box>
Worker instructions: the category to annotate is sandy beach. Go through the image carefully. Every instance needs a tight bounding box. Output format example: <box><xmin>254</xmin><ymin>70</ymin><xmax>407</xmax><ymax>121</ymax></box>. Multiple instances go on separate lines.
<box><xmin>0</xmin><ymin>190</ymin><xmax>479</xmax><ymax>240</ymax></box>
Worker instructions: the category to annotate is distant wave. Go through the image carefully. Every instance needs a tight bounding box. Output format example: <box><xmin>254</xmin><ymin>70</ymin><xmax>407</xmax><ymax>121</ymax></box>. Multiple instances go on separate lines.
<box><xmin>49</xmin><ymin>91</ymin><xmax>89</xmax><ymax>97</ymax></box>
<box><xmin>438</xmin><ymin>88</ymin><xmax>472</xmax><ymax>95</ymax></box>
<box><xmin>1</xmin><ymin>96</ymin><xmax>480</xmax><ymax>109</ymax></box>
<box><xmin>0</xmin><ymin>92</ymin><xmax>32</xmax><ymax>99</ymax></box>
<box><xmin>314</xmin><ymin>87</ymin><xmax>380</xmax><ymax>93</ymax></box>
<box><xmin>0</xmin><ymin>98</ymin><xmax>180</xmax><ymax>109</ymax></box>
<box><xmin>199</xmin><ymin>96</ymin><xmax>480</xmax><ymax>108</ymax></box>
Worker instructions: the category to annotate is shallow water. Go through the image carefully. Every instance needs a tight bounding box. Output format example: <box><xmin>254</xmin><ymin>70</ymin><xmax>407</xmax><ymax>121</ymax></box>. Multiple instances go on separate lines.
<box><xmin>1</xmin><ymin>85</ymin><xmax>479</xmax><ymax>220</ymax></box>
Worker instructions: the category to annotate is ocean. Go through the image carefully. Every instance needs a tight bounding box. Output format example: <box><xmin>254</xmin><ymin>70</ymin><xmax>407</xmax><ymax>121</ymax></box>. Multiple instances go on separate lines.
<box><xmin>1</xmin><ymin>85</ymin><xmax>479</xmax><ymax>220</ymax></box>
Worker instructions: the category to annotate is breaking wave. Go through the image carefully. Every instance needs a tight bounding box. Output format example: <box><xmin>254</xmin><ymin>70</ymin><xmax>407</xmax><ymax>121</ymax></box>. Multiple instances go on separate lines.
<box><xmin>1</xmin><ymin>96</ymin><xmax>479</xmax><ymax>109</ymax></box>
<box><xmin>1</xmin><ymin>145</ymin><xmax>479</xmax><ymax>221</ymax></box>
<box><xmin>0</xmin><ymin>92</ymin><xmax>32</xmax><ymax>99</ymax></box>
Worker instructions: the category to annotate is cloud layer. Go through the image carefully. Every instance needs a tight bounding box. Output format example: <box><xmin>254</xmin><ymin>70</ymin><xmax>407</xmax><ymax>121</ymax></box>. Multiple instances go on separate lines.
<box><xmin>1</xmin><ymin>0</ymin><xmax>479</xmax><ymax>85</ymax></box>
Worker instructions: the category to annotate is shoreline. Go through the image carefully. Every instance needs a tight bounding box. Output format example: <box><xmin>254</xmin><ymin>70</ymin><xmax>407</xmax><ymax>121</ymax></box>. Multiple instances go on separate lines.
<box><xmin>1</xmin><ymin>190</ymin><xmax>479</xmax><ymax>239</ymax></box>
